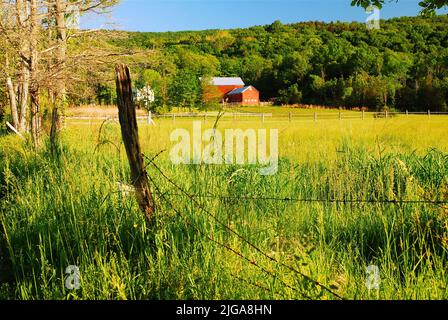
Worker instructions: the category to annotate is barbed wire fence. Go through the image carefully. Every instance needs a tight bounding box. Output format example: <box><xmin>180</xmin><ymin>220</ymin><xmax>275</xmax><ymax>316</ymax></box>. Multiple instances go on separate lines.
<box><xmin>95</xmin><ymin>106</ymin><xmax>447</xmax><ymax>299</ymax></box>
<box><xmin>143</xmin><ymin>156</ymin><xmax>345</xmax><ymax>300</ymax></box>
<box><xmin>94</xmin><ymin>101</ymin><xmax>448</xmax><ymax>300</ymax></box>
<box><xmin>126</xmin><ymin>148</ymin><xmax>447</xmax><ymax>300</ymax></box>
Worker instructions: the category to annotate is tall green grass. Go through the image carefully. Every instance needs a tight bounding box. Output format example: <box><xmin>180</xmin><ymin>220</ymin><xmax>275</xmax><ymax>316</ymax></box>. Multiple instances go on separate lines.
<box><xmin>0</xmin><ymin>117</ymin><xmax>447</xmax><ymax>300</ymax></box>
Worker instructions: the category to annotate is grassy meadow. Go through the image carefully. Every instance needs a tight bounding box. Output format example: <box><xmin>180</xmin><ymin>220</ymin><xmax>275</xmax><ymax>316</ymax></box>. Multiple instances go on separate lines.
<box><xmin>0</xmin><ymin>110</ymin><xmax>447</xmax><ymax>300</ymax></box>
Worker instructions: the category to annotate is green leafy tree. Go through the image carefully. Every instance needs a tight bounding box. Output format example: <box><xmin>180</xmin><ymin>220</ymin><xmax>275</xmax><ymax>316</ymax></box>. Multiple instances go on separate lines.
<box><xmin>175</xmin><ymin>48</ymin><xmax>220</xmax><ymax>76</ymax></box>
<box><xmin>168</xmin><ymin>71</ymin><xmax>200</xmax><ymax>110</ymax></box>
<box><xmin>200</xmin><ymin>77</ymin><xmax>223</xmax><ymax>110</ymax></box>
<box><xmin>136</xmin><ymin>69</ymin><xmax>167</xmax><ymax>112</ymax></box>
<box><xmin>278</xmin><ymin>84</ymin><xmax>302</xmax><ymax>105</ymax></box>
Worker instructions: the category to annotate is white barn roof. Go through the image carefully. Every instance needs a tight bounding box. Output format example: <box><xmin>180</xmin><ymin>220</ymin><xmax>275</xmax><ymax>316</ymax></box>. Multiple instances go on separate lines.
<box><xmin>211</xmin><ymin>77</ymin><xmax>245</xmax><ymax>86</ymax></box>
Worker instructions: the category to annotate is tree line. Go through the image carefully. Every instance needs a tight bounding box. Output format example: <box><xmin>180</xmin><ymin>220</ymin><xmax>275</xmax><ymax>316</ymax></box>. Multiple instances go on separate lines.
<box><xmin>88</xmin><ymin>15</ymin><xmax>448</xmax><ymax>113</ymax></box>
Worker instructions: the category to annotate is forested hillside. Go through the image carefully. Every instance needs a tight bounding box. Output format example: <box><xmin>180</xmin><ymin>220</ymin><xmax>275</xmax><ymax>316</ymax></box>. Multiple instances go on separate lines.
<box><xmin>70</xmin><ymin>16</ymin><xmax>448</xmax><ymax>112</ymax></box>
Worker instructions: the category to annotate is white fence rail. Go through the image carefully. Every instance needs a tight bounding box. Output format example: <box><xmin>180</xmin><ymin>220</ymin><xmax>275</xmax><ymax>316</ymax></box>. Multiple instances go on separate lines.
<box><xmin>64</xmin><ymin>111</ymin><xmax>448</xmax><ymax>124</ymax></box>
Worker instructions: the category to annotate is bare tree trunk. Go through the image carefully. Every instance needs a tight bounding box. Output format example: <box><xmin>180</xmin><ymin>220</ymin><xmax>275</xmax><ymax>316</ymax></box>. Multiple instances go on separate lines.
<box><xmin>49</xmin><ymin>0</ymin><xmax>67</xmax><ymax>154</ymax></box>
<box><xmin>55</xmin><ymin>0</ymin><xmax>66</xmax><ymax>98</ymax></box>
<box><xmin>5</xmin><ymin>55</ymin><xmax>20</xmax><ymax>129</ymax></box>
<box><xmin>30</xmin><ymin>86</ymin><xmax>40</xmax><ymax>147</ymax></box>
<box><xmin>49</xmin><ymin>106</ymin><xmax>59</xmax><ymax>151</ymax></box>
<box><xmin>115</xmin><ymin>64</ymin><xmax>155</xmax><ymax>221</ymax></box>
<box><xmin>6</xmin><ymin>78</ymin><xmax>19</xmax><ymax>129</ymax></box>
<box><xmin>29</xmin><ymin>0</ymin><xmax>41</xmax><ymax>147</ymax></box>
<box><xmin>0</xmin><ymin>102</ymin><xmax>4</xmax><ymax>124</ymax></box>
<box><xmin>19</xmin><ymin>67</ymin><xmax>29</xmax><ymax>132</ymax></box>
<box><xmin>16</xmin><ymin>0</ymin><xmax>29</xmax><ymax>133</ymax></box>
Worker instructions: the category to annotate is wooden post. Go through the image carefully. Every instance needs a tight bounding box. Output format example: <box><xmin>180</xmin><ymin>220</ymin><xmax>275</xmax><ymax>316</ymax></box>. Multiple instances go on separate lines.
<box><xmin>406</xmin><ymin>110</ymin><xmax>409</xmax><ymax>117</ymax></box>
<box><xmin>29</xmin><ymin>0</ymin><xmax>41</xmax><ymax>149</ymax></box>
<box><xmin>115</xmin><ymin>64</ymin><xmax>154</xmax><ymax>221</ymax></box>
<box><xmin>339</xmin><ymin>111</ymin><xmax>342</xmax><ymax>120</ymax></box>
<box><xmin>428</xmin><ymin>109</ymin><xmax>431</xmax><ymax>118</ymax></box>
<box><xmin>314</xmin><ymin>112</ymin><xmax>317</xmax><ymax>123</ymax></box>
<box><xmin>385</xmin><ymin>110</ymin><xmax>388</xmax><ymax>119</ymax></box>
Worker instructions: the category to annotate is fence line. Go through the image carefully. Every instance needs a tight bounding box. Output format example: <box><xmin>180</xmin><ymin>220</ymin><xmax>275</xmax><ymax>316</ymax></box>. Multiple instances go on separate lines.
<box><xmin>64</xmin><ymin>110</ymin><xmax>448</xmax><ymax>124</ymax></box>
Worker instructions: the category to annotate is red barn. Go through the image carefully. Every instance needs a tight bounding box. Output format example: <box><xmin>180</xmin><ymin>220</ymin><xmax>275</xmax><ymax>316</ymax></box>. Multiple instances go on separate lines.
<box><xmin>226</xmin><ymin>86</ymin><xmax>260</xmax><ymax>106</ymax></box>
<box><xmin>204</xmin><ymin>77</ymin><xmax>260</xmax><ymax>106</ymax></box>
<box><xmin>210</xmin><ymin>77</ymin><xmax>245</xmax><ymax>95</ymax></box>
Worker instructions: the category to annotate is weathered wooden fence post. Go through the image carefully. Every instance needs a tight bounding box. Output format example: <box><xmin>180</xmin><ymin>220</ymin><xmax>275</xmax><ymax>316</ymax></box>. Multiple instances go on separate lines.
<box><xmin>314</xmin><ymin>112</ymin><xmax>317</xmax><ymax>123</ymax></box>
<box><xmin>115</xmin><ymin>64</ymin><xmax>155</xmax><ymax>221</ymax></box>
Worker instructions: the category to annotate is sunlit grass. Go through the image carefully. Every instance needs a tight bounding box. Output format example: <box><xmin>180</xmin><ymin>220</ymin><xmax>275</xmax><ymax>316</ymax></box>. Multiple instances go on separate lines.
<box><xmin>0</xmin><ymin>115</ymin><xmax>447</xmax><ymax>300</ymax></box>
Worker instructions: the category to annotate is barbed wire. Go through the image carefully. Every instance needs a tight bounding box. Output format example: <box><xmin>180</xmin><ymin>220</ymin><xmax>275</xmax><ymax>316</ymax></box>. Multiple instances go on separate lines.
<box><xmin>150</xmin><ymin>192</ymin><xmax>448</xmax><ymax>206</ymax></box>
<box><xmin>139</xmin><ymin>153</ymin><xmax>448</xmax><ymax>299</ymax></box>
<box><xmin>148</xmin><ymin>161</ymin><xmax>345</xmax><ymax>300</ymax></box>
<box><xmin>145</xmin><ymin>171</ymin><xmax>314</xmax><ymax>300</ymax></box>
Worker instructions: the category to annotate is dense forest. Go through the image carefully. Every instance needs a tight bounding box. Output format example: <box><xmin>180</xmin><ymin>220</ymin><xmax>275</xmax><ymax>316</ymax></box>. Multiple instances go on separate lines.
<box><xmin>3</xmin><ymin>15</ymin><xmax>447</xmax><ymax>115</ymax></box>
<box><xmin>96</xmin><ymin>16</ymin><xmax>448</xmax><ymax>112</ymax></box>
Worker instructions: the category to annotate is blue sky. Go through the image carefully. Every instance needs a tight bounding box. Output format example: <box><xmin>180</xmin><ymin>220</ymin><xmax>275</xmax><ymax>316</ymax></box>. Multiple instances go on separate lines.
<box><xmin>80</xmin><ymin>0</ymin><xmax>441</xmax><ymax>32</ymax></box>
